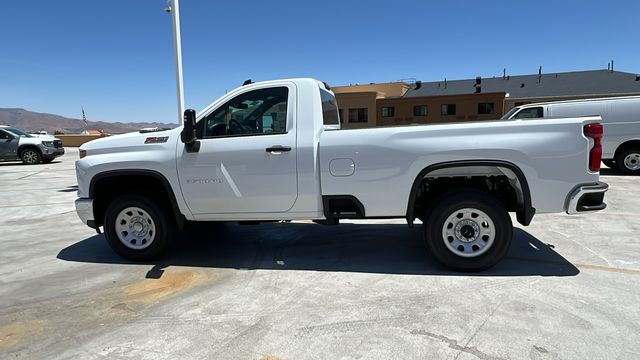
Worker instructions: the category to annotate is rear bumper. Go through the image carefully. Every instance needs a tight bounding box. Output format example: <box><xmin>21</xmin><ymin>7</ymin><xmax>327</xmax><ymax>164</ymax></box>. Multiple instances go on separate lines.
<box><xmin>566</xmin><ymin>182</ymin><xmax>608</xmax><ymax>215</ymax></box>
<box><xmin>75</xmin><ymin>198</ymin><xmax>96</xmax><ymax>228</ymax></box>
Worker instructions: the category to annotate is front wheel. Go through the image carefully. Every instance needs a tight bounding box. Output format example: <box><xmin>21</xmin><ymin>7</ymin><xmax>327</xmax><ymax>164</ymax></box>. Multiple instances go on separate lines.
<box><xmin>20</xmin><ymin>148</ymin><xmax>42</xmax><ymax>165</ymax></box>
<box><xmin>423</xmin><ymin>191</ymin><xmax>513</xmax><ymax>272</ymax></box>
<box><xmin>615</xmin><ymin>148</ymin><xmax>640</xmax><ymax>175</ymax></box>
<box><xmin>103</xmin><ymin>194</ymin><xmax>175</xmax><ymax>261</ymax></box>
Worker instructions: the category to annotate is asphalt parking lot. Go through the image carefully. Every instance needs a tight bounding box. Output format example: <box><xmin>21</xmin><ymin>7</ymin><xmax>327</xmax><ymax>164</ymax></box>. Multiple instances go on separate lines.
<box><xmin>1</xmin><ymin>148</ymin><xmax>639</xmax><ymax>360</ymax></box>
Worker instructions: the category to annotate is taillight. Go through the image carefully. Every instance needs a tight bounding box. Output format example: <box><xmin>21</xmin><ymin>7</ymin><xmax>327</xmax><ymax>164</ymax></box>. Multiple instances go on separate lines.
<box><xmin>584</xmin><ymin>123</ymin><xmax>603</xmax><ymax>172</ymax></box>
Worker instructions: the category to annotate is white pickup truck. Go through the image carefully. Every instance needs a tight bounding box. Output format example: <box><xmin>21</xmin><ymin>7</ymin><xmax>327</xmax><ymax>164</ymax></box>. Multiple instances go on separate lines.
<box><xmin>75</xmin><ymin>78</ymin><xmax>608</xmax><ymax>271</ymax></box>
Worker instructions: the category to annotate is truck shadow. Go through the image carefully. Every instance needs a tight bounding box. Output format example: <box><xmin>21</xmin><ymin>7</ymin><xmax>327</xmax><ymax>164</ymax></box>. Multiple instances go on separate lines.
<box><xmin>600</xmin><ymin>167</ymin><xmax>635</xmax><ymax>176</ymax></box>
<box><xmin>0</xmin><ymin>160</ymin><xmax>63</xmax><ymax>167</ymax></box>
<box><xmin>57</xmin><ymin>222</ymin><xmax>579</xmax><ymax>277</ymax></box>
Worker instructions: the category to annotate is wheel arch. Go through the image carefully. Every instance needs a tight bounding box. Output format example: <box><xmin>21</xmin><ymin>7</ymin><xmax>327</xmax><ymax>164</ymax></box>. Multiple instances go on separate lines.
<box><xmin>406</xmin><ymin>160</ymin><xmax>535</xmax><ymax>227</ymax></box>
<box><xmin>614</xmin><ymin>139</ymin><xmax>640</xmax><ymax>159</ymax></box>
<box><xmin>17</xmin><ymin>144</ymin><xmax>42</xmax><ymax>156</ymax></box>
<box><xmin>90</xmin><ymin>169</ymin><xmax>186</xmax><ymax>229</ymax></box>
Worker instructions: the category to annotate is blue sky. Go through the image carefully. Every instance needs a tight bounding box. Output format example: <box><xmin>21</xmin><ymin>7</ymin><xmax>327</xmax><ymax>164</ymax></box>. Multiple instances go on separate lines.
<box><xmin>1</xmin><ymin>0</ymin><xmax>639</xmax><ymax>124</ymax></box>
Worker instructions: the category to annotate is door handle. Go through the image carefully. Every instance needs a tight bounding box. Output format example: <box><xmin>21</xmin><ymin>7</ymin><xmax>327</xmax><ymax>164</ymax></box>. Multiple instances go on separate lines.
<box><xmin>266</xmin><ymin>145</ymin><xmax>291</xmax><ymax>153</ymax></box>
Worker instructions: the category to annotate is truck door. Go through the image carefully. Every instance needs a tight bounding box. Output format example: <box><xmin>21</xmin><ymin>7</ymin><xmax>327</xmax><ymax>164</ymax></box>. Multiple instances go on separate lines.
<box><xmin>176</xmin><ymin>84</ymin><xmax>298</xmax><ymax>215</ymax></box>
<box><xmin>0</xmin><ymin>129</ymin><xmax>18</xmax><ymax>158</ymax></box>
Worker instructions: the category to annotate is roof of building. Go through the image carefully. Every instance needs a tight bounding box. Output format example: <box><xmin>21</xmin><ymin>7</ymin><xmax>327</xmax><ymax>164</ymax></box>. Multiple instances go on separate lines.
<box><xmin>333</xmin><ymin>82</ymin><xmax>410</xmax><ymax>98</ymax></box>
<box><xmin>404</xmin><ymin>70</ymin><xmax>640</xmax><ymax>99</ymax></box>
<box><xmin>81</xmin><ymin>130</ymin><xmax>103</xmax><ymax>135</ymax></box>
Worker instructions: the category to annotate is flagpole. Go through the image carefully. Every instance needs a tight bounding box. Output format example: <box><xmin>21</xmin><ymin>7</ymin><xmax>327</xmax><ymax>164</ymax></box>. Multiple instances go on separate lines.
<box><xmin>82</xmin><ymin>106</ymin><xmax>87</xmax><ymax>132</ymax></box>
<box><xmin>168</xmin><ymin>0</ymin><xmax>185</xmax><ymax>126</ymax></box>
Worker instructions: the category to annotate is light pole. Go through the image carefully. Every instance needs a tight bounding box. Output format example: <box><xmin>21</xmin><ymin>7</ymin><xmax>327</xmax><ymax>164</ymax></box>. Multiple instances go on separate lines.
<box><xmin>166</xmin><ymin>0</ymin><xmax>185</xmax><ymax>126</ymax></box>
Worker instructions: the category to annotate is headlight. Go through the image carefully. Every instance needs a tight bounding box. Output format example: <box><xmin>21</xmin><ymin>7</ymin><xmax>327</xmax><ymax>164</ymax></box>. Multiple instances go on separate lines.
<box><xmin>42</xmin><ymin>141</ymin><xmax>54</xmax><ymax>147</ymax></box>
<box><xmin>79</xmin><ymin>149</ymin><xmax>86</xmax><ymax>159</ymax></box>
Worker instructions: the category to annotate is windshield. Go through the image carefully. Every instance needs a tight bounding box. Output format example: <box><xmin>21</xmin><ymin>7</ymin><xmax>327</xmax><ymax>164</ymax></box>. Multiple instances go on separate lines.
<box><xmin>4</xmin><ymin>127</ymin><xmax>33</xmax><ymax>137</ymax></box>
<box><xmin>501</xmin><ymin>107</ymin><xmax>520</xmax><ymax>120</ymax></box>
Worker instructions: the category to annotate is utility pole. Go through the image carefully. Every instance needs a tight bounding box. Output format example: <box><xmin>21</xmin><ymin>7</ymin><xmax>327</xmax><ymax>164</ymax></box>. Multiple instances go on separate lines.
<box><xmin>166</xmin><ymin>0</ymin><xmax>185</xmax><ymax>126</ymax></box>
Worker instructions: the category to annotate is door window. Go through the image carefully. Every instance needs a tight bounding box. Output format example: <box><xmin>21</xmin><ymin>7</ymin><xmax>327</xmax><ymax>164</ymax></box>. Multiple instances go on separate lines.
<box><xmin>0</xmin><ymin>130</ymin><xmax>10</xmax><ymax>139</ymax></box>
<box><xmin>320</xmin><ymin>89</ymin><xmax>340</xmax><ymax>125</ymax></box>
<box><xmin>198</xmin><ymin>87</ymin><xmax>289</xmax><ymax>138</ymax></box>
<box><xmin>513</xmin><ymin>107</ymin><xmax>543</xmax><ymax>119</ymax></box>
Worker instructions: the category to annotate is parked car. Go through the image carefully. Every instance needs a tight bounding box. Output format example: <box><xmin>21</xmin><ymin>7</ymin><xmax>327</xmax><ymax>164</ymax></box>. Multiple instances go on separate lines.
<box><xmin>0</xmin><ymin>125</ymin><xmax>65</xmax><ymax>164</ymax></box>
<box><xmin>75</xmin><ymin>78</ymin><xmax>607</xmax><ymax>271</ymax></box>
<box><xmin>501</xmin><ymin>96</ymin><xmax>640</xmax><ymax>174</ymax></box>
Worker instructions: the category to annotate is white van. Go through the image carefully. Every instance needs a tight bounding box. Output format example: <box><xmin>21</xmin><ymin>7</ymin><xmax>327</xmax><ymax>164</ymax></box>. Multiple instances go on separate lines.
<box><xmin>502</xmin><ymin>96</ymin><xmax>640</xmax><ymax>174</ymax></box>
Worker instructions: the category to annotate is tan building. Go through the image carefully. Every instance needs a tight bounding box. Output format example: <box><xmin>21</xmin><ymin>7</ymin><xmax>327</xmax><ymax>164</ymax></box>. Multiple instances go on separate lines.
<box><xmin>331</xmin><ymin>82</ymin><xmax>409</xmax><ymax>128</ymax></box>
<box><xmin>333</xmin><ymin>69</ymin><xmax>640</xmax><ymax>128</ymax></box>
<box><xmin>377</xmin><ymin>92</ymin><xmax>506</xmax><ymax>126</ymax></box>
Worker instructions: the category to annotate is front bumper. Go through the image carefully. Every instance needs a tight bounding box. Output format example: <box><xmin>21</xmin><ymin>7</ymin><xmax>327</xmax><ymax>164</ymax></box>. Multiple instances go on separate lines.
<box><xmin>40</xmin><ymin>145</ymin><xmax>65</xmax><ymax>158</ymax></box>
<box><xmin>75</xmin><ymin>198</ymin><xmax>96</xmax><ymax>228</ymax></box>
<box><xmin>566</xmin><ymin>182</ymin><xmax>608</xmax><ymax>215</ymax></box>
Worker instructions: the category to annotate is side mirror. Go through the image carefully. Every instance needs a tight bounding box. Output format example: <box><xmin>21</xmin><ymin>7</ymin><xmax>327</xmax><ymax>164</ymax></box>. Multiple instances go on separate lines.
<box><xmin>181</xmin><ymin>109</ymin><xmax>196</xmax><ymax>144</ymax></box>
<box><xmin>181</xmin><ymin>109</ymin><xmax>200</xmax><ymax>153</ymax></box>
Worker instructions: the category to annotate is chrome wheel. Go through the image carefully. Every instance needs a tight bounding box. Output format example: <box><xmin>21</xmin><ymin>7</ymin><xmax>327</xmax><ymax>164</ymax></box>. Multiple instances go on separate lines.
<box><xmin>441</xmin><ymin>208</ymin><xmax>495</xmax><ymax>258</ymax></box>
<box><xmin>115</xmin><ymin>207</ymin><xmax>156</xmax><ymax>250</ymax></box>
<box><xmin>623</xmin><ymin>153</ymin><xmax>640</xmax><ymax>171</ymax></box>
<box><xmin>21</xmin><ymin>149</ymin><xmax>40</xmax><ymax>164</ymax></box>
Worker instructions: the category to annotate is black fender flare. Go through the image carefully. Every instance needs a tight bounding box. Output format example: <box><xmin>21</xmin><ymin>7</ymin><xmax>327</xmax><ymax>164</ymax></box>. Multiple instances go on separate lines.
<box><xmin>406</xmin><ymin>160</ymin><xmax>535</xmax><ymax>226</ymax></box>
<box><xmin>90</xmin><ymin>169</ymin><xmax>186</xmax><ymax>229</ymax></box>
<box><xmin>17</xmin><ymin>144</ymin><xmax>42</xmax><ymax>157</ymax></box>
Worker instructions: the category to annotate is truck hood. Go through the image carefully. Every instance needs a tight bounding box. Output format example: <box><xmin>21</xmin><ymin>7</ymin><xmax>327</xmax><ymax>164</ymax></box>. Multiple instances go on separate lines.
<box><xmin>79</xmin><ymin>128</ymin><xmax>180</xmax><ymax>155</ymax></box>
<box><xmin>30</xmin><ymin>134</ymin><xmax>57</xmax><ymax>139</ymax></box>
<box><xmin>18</xmin><ymin>135</ymin><xmax>61</xmax><ymax>145</ymax></box>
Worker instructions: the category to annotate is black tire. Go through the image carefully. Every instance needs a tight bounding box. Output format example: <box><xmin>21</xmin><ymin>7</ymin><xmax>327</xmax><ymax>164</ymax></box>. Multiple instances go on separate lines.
<box><xmin>615</xmin><ymin>148</ymin><xmax>640</xmax><ymax>175</ymax></box>
<box><xmin>423</xmin><ymin>191</ymin><xmax>513</xmax><ymax>272</ymax></box>
<box><xmin>20</xmin><ymin>148</ymin><xmax>42</xmax><ymax>165</ymax></box>
<box><xmin>602</xmin><ymin>159</ymin><xmax>615</xmax><ymax>169</ymax></box>
<box><xmin>103</xmin><ymin>194</ymin><xmax>176</xmax><ymax>261</ymax></box>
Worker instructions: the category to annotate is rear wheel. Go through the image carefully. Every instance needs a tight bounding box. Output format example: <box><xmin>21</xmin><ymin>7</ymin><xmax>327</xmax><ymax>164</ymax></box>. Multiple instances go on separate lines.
<box><xmin>103</xmin><ymin>194</ymin><xmax>175</xmax><ymax>261</ymax></box>
<box><xmin>615</xmin><ymin>148</ymin><xmax>640</xmax><ymax>175</ymax></box>
<box><xmin>423</xmin><ymin>191</ymin><xmax>513</xmax><ymax>272</ymax></box>
<box><xmin>20</xmin><ymin>148</ymin><xmax>42</xmax><ymax>165</ymax></box>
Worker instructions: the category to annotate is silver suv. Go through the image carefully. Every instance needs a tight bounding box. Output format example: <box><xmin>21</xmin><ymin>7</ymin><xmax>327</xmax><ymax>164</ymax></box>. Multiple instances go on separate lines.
<box><xmin>0</xmin><ymin>125</ymin><xmax>65</xmax><ymax>164</ymax></box>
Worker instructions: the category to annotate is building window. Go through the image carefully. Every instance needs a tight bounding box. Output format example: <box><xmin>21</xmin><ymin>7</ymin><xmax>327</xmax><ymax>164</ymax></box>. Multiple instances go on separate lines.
<box><xmin>413</xmin><ymin>105</ymin><xmax>427</xmax><ymax>116</ymax></box>
<box><xmin>348</xmin><ymin>108</ymin><xmax>368</xmax><ymax>123</ymax></box>
<box><xmin>381</xmin><ymin>107</ymin><xmax>395</xmax><ymax>117</ymax></box>
<box><xmin>441</xmin><ymin>104</ymin><xmax>456</xmax><ymax>116</ymax></box>
<box><xmin>478</xmin><ymin>102</ymin><xmax>495</xmax><ymax>115</ymax></box>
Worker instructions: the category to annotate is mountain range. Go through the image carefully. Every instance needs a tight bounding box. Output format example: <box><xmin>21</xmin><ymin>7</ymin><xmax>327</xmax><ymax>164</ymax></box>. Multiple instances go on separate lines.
<box><xmin>0</xmin><ymin>108</ymin><xmax>177</xmax><ymax>134</ymax></box>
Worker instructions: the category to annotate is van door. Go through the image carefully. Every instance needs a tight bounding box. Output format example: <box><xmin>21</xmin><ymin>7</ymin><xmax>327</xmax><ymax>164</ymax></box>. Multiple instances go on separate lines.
<box><xmin>601</xmin><ymin>99</ymin><xmax>639</xmax><ymax>159</ymax></box>
<box><xmin>548</xmin><ymin>102</ymin><xmax>603</xmax><ymax>118</ymax></box>
<box><xmin>176</xmin><ymin>84</ymin><xmax>298</xmax><ymax>215</ymax></box>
